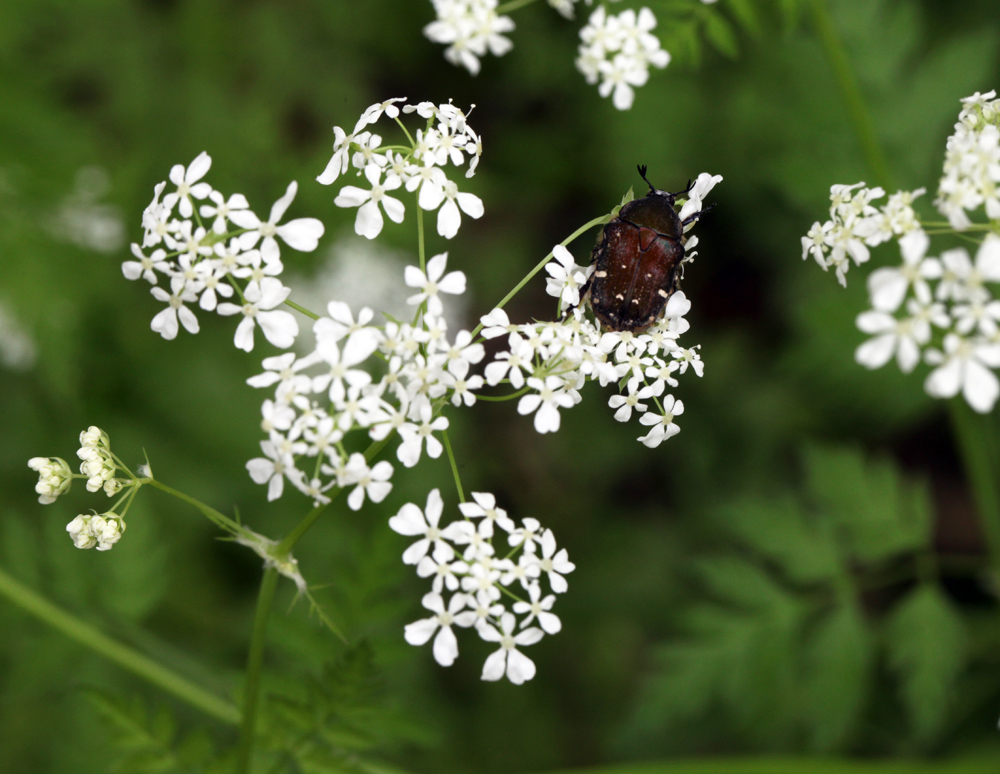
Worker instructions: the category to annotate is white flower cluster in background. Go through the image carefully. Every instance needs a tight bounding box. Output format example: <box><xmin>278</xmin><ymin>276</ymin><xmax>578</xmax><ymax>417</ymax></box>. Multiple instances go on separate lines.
<box><xmin>46</xmin><ymin>166</ymin><xmax>126</xmax><ymax>254</ymax></box>
<box><xmin>29</xmin><ymin>426</ymin><xmax>130</xmax><ymax>551</ymax></box>
<box><xmin>423</xmin><ymin>0</ymin><xmax>717</xmax><ymax>110</ymax></box>
<box><xmin>936</xmin><ymin>90</ymin><xmax>1000</xmax><ymax>230</ymax></box>
<box><xmin>318</xmin><ymin>98</ymin><xmax>483</xmax><ymax>241</ymax></box>
<box><xmin>244</xmin><ymin>251</ymin><xmax>481</xmax><ymax>505</ymax></box>
<box><xmin>576</xmin><ymin>6</ymin><xmax>670</xmax><ymax>110</ymax></box>
<box><xmin>390</xmin><ymin>489</ymin><xmax>574</xmax><ymax>684</ymax></box>
<box><xmin>125</xmin><ymin>152</ymin><xmax>324</xmax><ymax>351</ymax></box>
<box><xmin>801</xmin><ymin>183</ymin><xmax>925</xmax><ymax>287</ymax></box>
<box><xmin>423</xmin><ymin>0</ymin><xmax>515</xmax><ymax>75</ymax></box>
<box><xmin>0</xmin><ymin>300</ymin><xmax>37</xmax><ymax>371</ymax></box>
<box><xmin>803</xmin><ymin>91</ymin><xmax>1000</xmax><ymax>414</ymax></box>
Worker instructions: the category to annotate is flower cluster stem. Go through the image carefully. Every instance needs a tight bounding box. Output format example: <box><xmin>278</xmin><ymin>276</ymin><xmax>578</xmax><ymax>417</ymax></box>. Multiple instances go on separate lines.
<box><xmin>235</xmin><ymin>567</ymin><xmax>279</xmax><ymax>774</ymax></box>
<box><xmin>0</xmin><ymin>565</ymin><xmax>239</xmax><ymax>725</ymax></box>
<box><xmin>442</xmin><ymin>429</ymin><xmax>466</xmax><ymax>504</ymax></box>
<box><xmin>807</xmin><ymin>0</ymin><xmax>893</xmax><ymax>191</ymax></box>
<box><xmin>947</xmin><ymin>400</ymin><xmax>1000</xmax><ymax>583</ymax></box>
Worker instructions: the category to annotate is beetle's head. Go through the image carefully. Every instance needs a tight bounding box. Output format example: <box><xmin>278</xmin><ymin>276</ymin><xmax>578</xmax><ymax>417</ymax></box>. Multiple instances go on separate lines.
<box><xmin>636</xmin><ymin>164</ymin><xmax>693</xmax><ymax>205</ymax></box>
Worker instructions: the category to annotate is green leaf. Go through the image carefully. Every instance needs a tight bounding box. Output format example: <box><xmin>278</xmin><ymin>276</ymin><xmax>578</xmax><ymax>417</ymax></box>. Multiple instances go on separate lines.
<box><xmin>800</xmin><ymin>602</ymin><xmax>873</xmax><ymax>752</ymax></box>
<box><xmin>704</xmin><ymin>12</ymin><xmax>740</xmax><ymax>59</ymax></box>
<box><xmin>726</xmin><ymin>0</ymin><xmax>762</xmax><ymax>38</ymax></box>
<box><xmin>803</xmin><ymin>445</ymin><xmax>931</xmax><ymax>562</ymax></box>
<box><xmin>715</xmin><ymin>495</ymin><xmax>841</xmax><ymax>584</ymax></box>
<box><xmin>885</xmin><ymin>584</ymin><xmax>967</xmax><ymax>744</ymax></box>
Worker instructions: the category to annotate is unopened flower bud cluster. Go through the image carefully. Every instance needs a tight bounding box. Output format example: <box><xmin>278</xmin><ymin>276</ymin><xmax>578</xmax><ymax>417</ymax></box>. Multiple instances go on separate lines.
<box><xmin>802</xmin><ymin>91</ymin><xmax>1000</xmax><ymax>413</ymax></box>
<box><xmin>391</xmin><ymin>489</ymin><xmax>574</xmax><ymax>684</ymax></box>
<box><xmin>28</xmin><ymin>426</ymin><xmax>132</xmax><ymax>551</ymax></box>
<box><xmin>424</xmin><ymin>0</ymin><xmax>715</xmax><ymax>111</ymax></box>
<box><xmin>317</xmin><ymin>98</ymin><xmax>483</xmax><ymax>241</ymax></box>
<box><xmin>124</xmin><ymin>152</ymin><xmax>324</xmax><ymax>352</ymax></box>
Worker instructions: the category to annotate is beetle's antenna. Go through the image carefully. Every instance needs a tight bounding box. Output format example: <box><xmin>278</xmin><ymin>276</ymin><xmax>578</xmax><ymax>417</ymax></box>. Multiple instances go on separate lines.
<box><xmin>636</xmin><ymin>164</ymin><xmax>655</xmax><ymax>193</ymax></box>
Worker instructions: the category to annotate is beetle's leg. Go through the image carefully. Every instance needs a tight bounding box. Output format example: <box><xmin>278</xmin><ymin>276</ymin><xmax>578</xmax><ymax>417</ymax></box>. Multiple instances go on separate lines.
<box><xmin>668</xmin><ymin>179</ymin><xmax>694</xmax><ymax>198</ymax></box>
<box><xmin>681</xmin><ymin>201</ymin><xmax>716</xmax><ymax>227</ymax></box>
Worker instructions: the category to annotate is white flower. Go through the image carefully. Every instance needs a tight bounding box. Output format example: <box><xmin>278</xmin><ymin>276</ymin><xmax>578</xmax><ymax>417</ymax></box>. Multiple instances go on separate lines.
<box><xmin>513</xmin><ymin>583</ymin><xmax>562</xmax><ymax>634</ymax></box>
<box><xmin>217</xmin><ymin>277</ymin><xmax>298</xmax><ymax>352</ymax></box>
<box><xmin>866</xmin><ymin>230</ymin><xmax>941</xmax><ymax>312</ymax></box>
<box><xmin>339</xmin><ymin>452</ymin><xmax>393</xmax><ymax>511</ymax></box>
<box><xmin>924</xmin><ymin>333</ymin><xmax>1000</xmax><ymax>413</ymax></box>
<box><xmin>855</xmin><ymin>299</ymin><xmax>944</xmax><ymax>374</ymax></box>
<box><xmin>637</xmin><ymin>395</ymin><xmax>683</xmax><ymax>447</ymax></box>
<box><xmin>479</xmin><ymin>612</ymin><xmax>544</xmax><ymax>684</ymax></box>
<box><xmin>545</xmin><ymin>244</ymin><xmax>591</xmax><ymax>308</ymax></box>
<box><xmin>162</xmin><ymin>151</ymin><xmax>213</xmax><ymax>218</ymax></box>
<box><xmin>246</xmin><ymin>434</ymin><xmax>297</xmax><ymax>500</ymax></box>
<box><xmin>404</xmin><ymin>592</ymin><xmax>477</xmax><ymax>667</ymax></box>
<box><xmin>396</xmin><ymin>400</ymin><xmax>449</xmax><ymax>467</ymax></box>
<box><xmin>150</xmin><ymin>275</ymin><xmax>200</xmax><ymax>340</ymax></box>
<box><xmin>458</xmin><ymin>491</ymin><xmax>516</xmax><ymax>538</ymax></box>
<box><xmin>517</xmin><ymin>376</ymin><xmax>576</xmax><ymax>433</ymax></box>
<box><xmin>421</xmin><ymin>178</ymin><xmax>484</xmax><ymax>239</ymax></box>
<box><xmin>405</xmin><ymin>253</ymin><xmax>467</xmax><ymax>315</ymax></box>
<box><xmin>535</xmin><ymin>528</ymin><xmax>575</xmax><ymax>593</ymax></box>
<box><xmin>229</xmin><ymin>181</ymin><xmax>324</xmax><ymax>263</ymax></box>
<box><xmin>389</xmin><ymin>488</ymin><xmax>455</xmax><ymax>564</ymax></box>
<box><xmin>334</xmin><ymin>164</ymin><xmax>405</xmax><ymax>240</ymax></box>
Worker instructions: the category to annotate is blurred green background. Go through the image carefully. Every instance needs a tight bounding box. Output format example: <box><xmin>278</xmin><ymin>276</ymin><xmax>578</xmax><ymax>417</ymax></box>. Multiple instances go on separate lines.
<box><xmin>3</xmin><ymin>0</ymin><xmax>1000</xmax><ymax>772</ymax></box>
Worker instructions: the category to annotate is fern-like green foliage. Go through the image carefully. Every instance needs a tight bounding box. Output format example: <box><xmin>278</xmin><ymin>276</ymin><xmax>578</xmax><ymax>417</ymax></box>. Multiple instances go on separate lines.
<box><xmin>87</xmin><ymin>690</ymin><xmax>216</xmax><ymax>774</ymax></box>
<box><xmin>615</xmin><ymin>445</ymin><xmax>967</xmax><ymax>757</ymax></box>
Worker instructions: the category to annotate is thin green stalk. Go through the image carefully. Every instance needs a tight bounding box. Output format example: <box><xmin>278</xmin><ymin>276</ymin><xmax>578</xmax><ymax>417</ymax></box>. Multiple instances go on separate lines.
<box><xmin>417</xmin><ymin>207</ymin><xmax>426</xmax><ymax>272</ymax></box>
<box><xmin>235</xmin><ymin>567</ymin><xmax>280</xmax><ymax>774</ymax></box>
<box><xmin>276</xmin><ymin>434</ymin><xmax>394</xmax><ymax>555</ymax></box>
<box><xmin>0</xmin><ymin>565</ymin><xmax>239</xmax><ymax>725</ymax></box>
<box><xmin>442</xmin><ymin>429</ymin><xmax>466</xmax><ymax>503</ymax></box>
<box><xmin>807</xmin><ymin>0</ymin><xmax>893</xmax><ymax>191</ymax></box>
<box><xmin>283</xmin><ymin>298</ymin><xmax>321</xmax><ymax>321</ymax></box>
<box><xmin>496</xmin><ymin>0</ymin><xmax>538</xmax><ymax>12</ymax></box>
<box><xmin>947</xmin><ymin>399</ymin><xmax>1000</xmax><ymax>581</ymax></box>
<box><xmin>472</xmin><ymin>213</ymin><xmax>607</xmax><ymax>338</ymax></box>
<box><xmin>147</xmin><ymin>478</ymin><xmax>241</xmax><ymax>534</ymax></box>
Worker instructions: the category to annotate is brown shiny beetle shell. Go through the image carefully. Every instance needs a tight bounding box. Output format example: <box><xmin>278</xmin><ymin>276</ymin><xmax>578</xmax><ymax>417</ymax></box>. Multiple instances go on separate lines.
<box><xmin>584</xmin><ymin>166</ymin><xmax>690</xmax><ymax>333</ymax></box>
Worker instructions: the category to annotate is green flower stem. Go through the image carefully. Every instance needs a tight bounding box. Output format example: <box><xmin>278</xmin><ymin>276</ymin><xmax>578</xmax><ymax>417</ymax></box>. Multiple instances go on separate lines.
<box><xmin>442</xmin><ymin>429</ymin><xmax>466</xmax><ymax>504</ymax></box>
<box><xmin>277</xmin><ymin>433</ymin><xmax>394</xmax><ymax>555</ymax></box>
<box><xmin>471</xmin><ymin>213</ymin><xmax>607</xmax><ymax>339</ymax></box>
<box><xmin>0</xmin><ymin>564</ymin><xmax>239</xmax><ymax>726</ymax></box>
<box><xmin>146</xmin><ymin>478</ymin><xmax>241</xmax><ymax>535</ymax></box>
<box><xmin>807</xmin><ymin>0</ymin><xmax>893</xmax><ymax>191</ymax></box>
<box><xmin>496</xmin><ymin>0</ymin><xmax>538</xmax><ymax>12</ymax></box>
<box><xmin>947</xmin><ymin>399</ymin><xmax>1000</xmax><ymax>581</ymax></box>
<box><xmin>283</xmin><ymin>298</ymin><xmax>321</xmax><ymax>321</ymax></box>
<box><xmin>417</xmin><ymin>206</ymin><xmax>426</xmax><ymax>273</ymax></box>
<box><xmin>235</xmin><ymin>567</ymin><xmax>279</xmax><ymax>774</ymax></box>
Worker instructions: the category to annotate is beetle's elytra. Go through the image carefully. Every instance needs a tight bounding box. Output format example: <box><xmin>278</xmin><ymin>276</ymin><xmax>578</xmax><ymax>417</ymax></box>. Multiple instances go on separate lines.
<box><xmin>579</xmin><ymin>165</ymin><xmax>708</xmax><ymax>333</ymax></box>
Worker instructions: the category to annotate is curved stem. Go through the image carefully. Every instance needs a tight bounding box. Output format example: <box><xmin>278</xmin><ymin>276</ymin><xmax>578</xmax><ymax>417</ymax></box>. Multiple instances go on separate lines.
<box><xmin>442</xmin><ymin>429</ymin><xmax>466</xmax><ymax>504</ymax></box>
<box><xmin>807</xmin><ymin>0</ymin><xmax>893</xmax><ymax>191</ymax></box>
<box><xmin>472</xmin><ymin>213</ymin><xmax>607</xmax><ymax>338</ymax></box>
<box><xmin>0</xmin><ymin>565</ymin><xmax>239</xmax><ymax>725</ymax></box>
<box><xmin>146</xmin><ymin>478</ymin><xmax>241</xmax><ymax>534</ymax></box>
<box><xmin>947</xmin><ymin>399</ymin><xmax>1000</xmax><ymax>582</ymax></box>
<box><xmin>235</xmin><ymin>567</ymin><xmax>280</xmax><ymax>774</ymax></box>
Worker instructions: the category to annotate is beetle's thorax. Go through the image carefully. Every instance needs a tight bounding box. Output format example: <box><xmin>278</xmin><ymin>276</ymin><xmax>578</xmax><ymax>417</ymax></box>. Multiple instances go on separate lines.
<box><xmin>618</xmin><ymin>192</ymin><xmax>683</xmax><ymax>240</ymax></box>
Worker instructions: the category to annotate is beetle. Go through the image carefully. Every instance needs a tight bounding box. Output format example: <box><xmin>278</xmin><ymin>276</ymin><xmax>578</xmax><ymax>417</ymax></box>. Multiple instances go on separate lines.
<box><xmin>576</xmin><ymin>165</ymin><xmax>710</xmax><ymax>332</ymax></box>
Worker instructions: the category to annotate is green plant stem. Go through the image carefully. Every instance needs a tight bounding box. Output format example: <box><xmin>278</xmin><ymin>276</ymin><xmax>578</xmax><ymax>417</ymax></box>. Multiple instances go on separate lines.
<box><xmin>283</xmin><ymin>298</ymin><xmax>321</xmax><ymax>321</ymax></box>
<box><xmin>947</xmin><ymin>399</ymin><xmax>1000</xmax><ymax>582</ymax></box>
<box><xmin>0</xmin><ymin>565</ymin><xmax>239</xmax><ymax>725</ymax></box>
<box><xmin>276</xmin><ymin>434</ymin><xmax>394</xmax><ymax>555</ymax></box>
<box><xmin>807</xmin><ymin>0</ymin><xmax>893</xmax><ymax>191</ymax></box>
<box><xmin>147</xmin><ymin>478</ymin><xmax>241</xmax><ymax>534</ymax></box>
<box><xmin>471</xmin><ymin>213</ymin><xmax>607</xmax><ymax>338</ymax></box>
<box><xmin>442</xmin><ymin>429</ymin><xmax>466</xmax><ymax>504</ymax></box>
<box><xmin>235</xmin><ymin>567</ymin><xmax>279</xmax><ymax>774</ymax></box>
<box><xmin>417</xmin><ymin>206</ymin><xmax>426</xmax><ymax>272</ymax></box>
<box><xmin>496</xmin><ymin>0</ymin><xmax>538</xmax><ymax>12</ymax></box>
